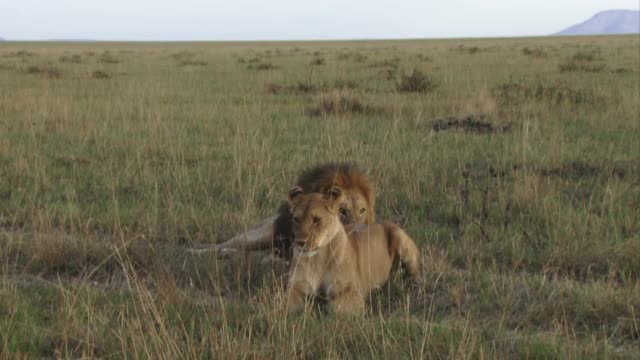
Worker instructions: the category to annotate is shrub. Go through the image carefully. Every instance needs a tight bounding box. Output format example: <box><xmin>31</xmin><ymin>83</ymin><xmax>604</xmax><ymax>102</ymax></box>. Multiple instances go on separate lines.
<box><xmin>571</xmin><ymin>50</ymin><xmax>600</xmax><ymax>62</ymax></box>
<box><xmin>558</xmin><ymin>60</ymin><xmax>606</xmax><ymax>73</ymax></box>
<box><xmin>92</xmin><ymin>70</ymin><xmax>111</xmax><ymax>79</ymax></box>
<box><xmin>311</xmin><ymin>93</ymin><xmax>362</xmax><ymax>116</ymax></box>
<box><xmin>333</xmin><ymin>79</ymin><xmax>359</xmax><ymax>90</ymax></box>
<box><xmin>3</xmin><ymin>50</ymin><xmax>36</xmax><ymax>58</ymax></box>
<box><xmin>310</xmin><ymin>57</ymin><xmax>326</xmax><ymax>66</ymax></box>
<box><xmin>180</xmin><ymin>60</ymin><xmax>207</xmax><ymax>66</ymax></box>
<box><xmin>265</xmin><ymin>83</ymin><xmax>283</xmax><ymax>94</ymax></box>
<box><xmin>248</xmin><ymin>62</ymin><xmax>276</xmax><ymax>70</ymax></box>
<box><xmin>25</xmin><ymin>65</ymin><xmax>61</xmax><ymax>78</ymax></box>
<box><xmin>493</xmin><ymin>79</ymin><xmax>604</xmax><ymax>106</ymax></box>
<box><xmin>396</xmin><ymin>69</ymin><xmax>436</xmax><ymax>93</ymax></box>
<box><xmin>59</xmin><ymin>54</ymin><xmax>83</xmax><ymax>64</ymax></box>
<box><xmin>99</xmin><ymin>53</ymin><xmax>120</xmax><ymax>64</ymax></box>
<box><xmin>521</xmin><ymin>47</ymin><xmax>547</xmax><ymax>58</ymax></box>
<box><xmin>307</xmin><ymin>91</ymin><xmax>386</xmax><ymax>117</ymax></box>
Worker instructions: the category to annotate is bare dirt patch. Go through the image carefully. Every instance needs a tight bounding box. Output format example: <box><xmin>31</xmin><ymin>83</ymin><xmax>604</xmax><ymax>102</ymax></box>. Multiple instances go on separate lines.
<box><xmin>429</xmin><ymin>114</ymin><xmax>511</xmax><ymax>134</ymax></box>
<box><xmin>538</xmin><ymin>160</ymin><xmax>634</xmax><ymax>180</ymax></box>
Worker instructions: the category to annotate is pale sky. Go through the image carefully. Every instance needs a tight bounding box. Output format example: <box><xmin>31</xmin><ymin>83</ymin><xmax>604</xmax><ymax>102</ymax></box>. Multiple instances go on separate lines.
<box><xmin>1</xmin><ymin>0</ymin><xmax>639</xmax><ymax>41</ymax></box>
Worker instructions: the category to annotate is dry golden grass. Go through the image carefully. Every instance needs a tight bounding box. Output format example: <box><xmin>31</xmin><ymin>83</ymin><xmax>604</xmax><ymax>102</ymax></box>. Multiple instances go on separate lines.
<box><xmin>0</xmin><ymin>35</ymin><xmax>639</xmax><ymax>358</ymax></box>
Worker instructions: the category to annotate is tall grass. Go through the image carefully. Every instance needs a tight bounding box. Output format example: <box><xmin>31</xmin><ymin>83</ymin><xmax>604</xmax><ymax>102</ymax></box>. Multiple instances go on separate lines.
<box><xmin>0</xmin><ymin>36</ymin><xmax>639</xmax><ymax>358</ymax></box>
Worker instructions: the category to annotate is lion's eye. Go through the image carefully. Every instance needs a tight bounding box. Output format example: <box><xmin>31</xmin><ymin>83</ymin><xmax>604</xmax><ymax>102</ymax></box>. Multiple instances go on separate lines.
<box><xmin>312</xmin><ymin>216</ymin><xmax>321</xmax><ymax>224</ymax></box>
<box><xmin>339</xmin><ymin>208</ymin><xmax>348</xmax><ymax>217</ymax></box>
<box><xmin>359</xmin><ymin>208</ymin><xmax>366</xmax><ymax>215</ymax></box>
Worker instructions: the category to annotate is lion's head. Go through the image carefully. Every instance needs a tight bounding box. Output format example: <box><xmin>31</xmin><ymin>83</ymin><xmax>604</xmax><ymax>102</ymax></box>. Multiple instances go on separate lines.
<box><xmin>287</xmin><ymin>185</ymin><xmax>344</xmax><ymax>256</ymax></box>
<box><xmin>296</xmin><ymin>162</ymin><xmax>375</xmax><ymax>226</ymax></box>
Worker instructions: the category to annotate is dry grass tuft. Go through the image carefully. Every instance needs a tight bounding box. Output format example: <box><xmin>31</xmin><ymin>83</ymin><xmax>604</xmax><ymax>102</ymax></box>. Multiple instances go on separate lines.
<box><xmin>91</xmin><ymin>70</ymin><xmax>111</xmax><ymax>79</ymax></box>
<box><xmin>307</xmin><ymin>91</ymin><xmax>364</xmax><ymax>116</ymax></box>
<box><xmin>461</xmin><ymin>89</ymin><xmax>498</xmax><ymax>115</ymax></box>
<box><xmin>396</xmin><ymin>69</ymin><xmax>437</xmax><ymax>93</ymax></box>
<box><xmin>493</xmin><ymin>79</ymin><xmax>604</xmax><ymax>106</ymax></box>
<box><xmin>521</xmin><ymin>47</ymin><xmax>547</xmax><ymax>58</ymax></box>
<box><xmin>98</xmin><ymin>52</ymin><xmax>120</xmax><ymax>64</ymax></box>
<box><xmin>24</xmin><ymin>65</ymin><xmax>62</xmax><ymax>78</ymax></box>
<box><xmin>307</xmin><ymin>91</ymin><xmax>386</xmax><ymax>117</ymax></box>
<box><xmin>3</xmin><ymin>50</ymin><xmax>36</xmax><ymax>58</ymax></box>
<box><xmin>310</xmin><ymin>57</ymin><xmax>326</xmax><ymax>66</ymax></box>
<box><xmin>59</xmin><ymin>54</ymin><xmax>83</xmax><ymax>64</ymax></box>
<box><xmin>247</xmin><ymin>62</ymin><xmax>277</xmax><ymax>70</ymax></box>
<box><xmin>171</xmin><ymin>51</ymin><xmax>207</xmax><ymax>66</ymax></box>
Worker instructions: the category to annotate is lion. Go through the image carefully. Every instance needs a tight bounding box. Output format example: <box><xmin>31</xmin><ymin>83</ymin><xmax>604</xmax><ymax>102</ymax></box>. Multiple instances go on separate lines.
<box><xmin>284</xmin><ymin>186</ymin><xmax>420</xmax><ymax>315</ymax></box>
<box><xmin>213</xmin><ymin>162</ymin><xmax>376</xmax><ymax>260</ymax></box>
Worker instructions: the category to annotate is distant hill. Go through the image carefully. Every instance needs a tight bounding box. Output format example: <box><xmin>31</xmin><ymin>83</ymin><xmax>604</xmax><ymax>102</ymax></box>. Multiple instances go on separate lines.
<box><xmin>555</xmin><ymin>10</ymin><xmax>640</xmax><ymax>36</ymax></box>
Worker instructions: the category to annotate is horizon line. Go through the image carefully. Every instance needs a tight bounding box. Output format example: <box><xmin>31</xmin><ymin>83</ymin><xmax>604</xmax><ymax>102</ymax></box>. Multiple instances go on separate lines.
<box><xmin>3</xmin><ymin>33</ymin><xmax>639</xmax><ymax>43</ymax></box>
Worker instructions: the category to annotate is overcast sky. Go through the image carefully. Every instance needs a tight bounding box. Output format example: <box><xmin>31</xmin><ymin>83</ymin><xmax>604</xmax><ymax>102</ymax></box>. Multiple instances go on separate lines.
<box><xmin>1</xmin><ymin>0</ymin><xmax>639</xmax><ymax>41</ymax></box>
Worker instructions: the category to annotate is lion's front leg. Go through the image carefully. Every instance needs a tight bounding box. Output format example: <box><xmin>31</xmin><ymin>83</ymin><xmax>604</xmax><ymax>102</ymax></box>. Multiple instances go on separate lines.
<box><xmin>330</xmin><ymin>287</ymin><xmax>365</xmax><ymax>316</ymax></box>
<box><xmin>283</xmin><ymin>285</ymin><xmax>308</xmax><ymax>315</ymax></box>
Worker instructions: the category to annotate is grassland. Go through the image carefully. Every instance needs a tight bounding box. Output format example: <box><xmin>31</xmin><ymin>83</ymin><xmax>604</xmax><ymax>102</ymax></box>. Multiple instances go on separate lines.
<box><xmin>0</xmin><ymin>35</ymin><xmax>639</xmax><ymax>359</ymax></box>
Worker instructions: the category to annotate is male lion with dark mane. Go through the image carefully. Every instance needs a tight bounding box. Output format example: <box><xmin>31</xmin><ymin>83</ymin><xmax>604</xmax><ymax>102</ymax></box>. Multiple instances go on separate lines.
<box><xmin>214</xmin><ymin>162</ymin><xmax>375</xmax><ymax>260</ymax></box>
<box><xmin>284</xmin><ymin>186</ymin><xmax>420</xmax><ymax>315</ymax></box>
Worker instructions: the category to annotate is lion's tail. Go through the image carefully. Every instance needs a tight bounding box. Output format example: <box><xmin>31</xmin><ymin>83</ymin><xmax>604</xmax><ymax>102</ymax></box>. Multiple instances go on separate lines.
<box><xmin>384</xmin><ymin>223</ymin><xmax>420</xmax><ymax>277</ymax></box>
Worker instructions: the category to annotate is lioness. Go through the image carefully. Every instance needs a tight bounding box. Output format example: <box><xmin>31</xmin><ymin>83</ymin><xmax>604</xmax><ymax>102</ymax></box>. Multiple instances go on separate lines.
<box><xmin>215</xmin><ymin>162</ymin><xmax>376</xmax><ymax>260</ymax></box>
<box><xmin>284</xmin><ymin>186</ymin><xmax>420</xmax><ymax>315</ymax></box>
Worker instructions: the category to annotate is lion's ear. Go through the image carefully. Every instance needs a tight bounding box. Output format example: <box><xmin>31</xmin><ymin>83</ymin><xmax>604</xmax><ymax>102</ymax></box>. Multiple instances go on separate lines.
<box><xmin>325</xmin><ymin>186</ymin><xmax>344</xmax><ymax>212</ymax></box>
<box><xmin>288</xmin><ymin>186</ymin><xmax>304</xmax><ymax>202</ymax></box>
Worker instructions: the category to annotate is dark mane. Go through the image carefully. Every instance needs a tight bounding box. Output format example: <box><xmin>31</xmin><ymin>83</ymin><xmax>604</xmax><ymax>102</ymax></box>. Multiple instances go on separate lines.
<box><xmin>272</xmin><ymin>162</ymin><xmax>376</xmax><ymax>260</ymax></box>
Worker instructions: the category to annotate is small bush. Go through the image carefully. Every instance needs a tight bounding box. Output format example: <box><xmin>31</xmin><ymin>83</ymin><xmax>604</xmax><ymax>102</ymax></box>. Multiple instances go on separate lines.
<box><xmin>493</xmin><ymin>79</ymin><xmax>604</xmax><ymax>106</ymax></box>
<box><xmin>352</xmin><ymin>53</ymin><xmax>368</xmax><ymax>63</ymax></box>
<box><xmin>368</xmin><ymin>57</ymin><xmax>400</xmax><ymax>69</ymax></box>
<box><xmin>310</xmin><ymin>57</ymin><xmax>326</xmax><ymax>66</ymax></box>
<box><xmin>180</xmin><ymin>59</ymin><xmax>207</xmax><ymax>66</ymax></box>
<box><xmin>558</xmin><ymin>60</ymin><xmax>606</xmax><ymax>73</ymax></box>
<box><xmin>452</xmin><ymin>45</ymin><xmax>480</xmax><ymax>54</ymax></box>
<box><xmin>3</xmin><ymin>50</ymin><xmax>36</xmax><ymax>58</ymax></box>
<box><xmin>171</xmin><ymin>51</ymin><xmax>206</xmax><ymax>66</ymax></box>
<box><xmin>307</xmin><ymin>91</ymin><xmax>386</xmax><ymax>117</ymax></box>
<box><xmin>290</xmin><ymin>82</ymin><xmax>317</xmax><ymax>94</ymax></box>
<box><xmin>571</xmin><ymin>50</ymin><xmax>600</xmax><ymax>62</ymax></box>
<box><xmin>248</xmin><ymin>62</ymin><xmax>277</xmax><ymax>70</ymax></box>
<box><xmin>610</xmin><ymin>67</ymin><xmax>631</xmax><ymax>74</ymax></box>
<box><xmin>25</xmin><ymin>65</ymin><xmax>61</xmax><ymax>78</ymax></box>
<box><xmin>333</xmin><ymin>79</ymin><xmax>359</xmax><ymax>90</ymax></box>
<box><xmin>92</xmin><ymin>70</ymin><xmax>111</xmax><ymax>79</ymax></box>
<box><xmin>308</xmin><ymin>92</ymin><xmax>363</xmax><ymax>117</ymax></box>
<box><xmin>99</xmin><ymin>53</ymin><xmax>120</xmax><ymax>64</ymax></box>
<box><xmin>396</xmin><ymin>69</ymin><xmax>437</xmax><ymax>93</ymax></box>
<box><xmin>521</xmin><ymin>47</ymin><xmax>547</xmax><ymax>58</ymax></box>
<box><xmin>265</xmin><ymin>83</ymin><xmax>283</xmax><ymax>94</ymax></box>
<box><xmin>266</xmin><ymin>79</ymin><xmax>359</xmax><ymax>95</ymax></box>
<box><xmin>59</xmin><ymin>54</ymin><xmax>83</xmax><ymax>64</ymax></box>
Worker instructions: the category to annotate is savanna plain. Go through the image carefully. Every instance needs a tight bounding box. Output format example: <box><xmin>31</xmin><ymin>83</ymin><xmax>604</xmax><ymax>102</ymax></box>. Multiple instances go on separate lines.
<box><xmin>0</xmin><ymin>35</ymin><xmax>639</xmax><ymax>359</ymax></box>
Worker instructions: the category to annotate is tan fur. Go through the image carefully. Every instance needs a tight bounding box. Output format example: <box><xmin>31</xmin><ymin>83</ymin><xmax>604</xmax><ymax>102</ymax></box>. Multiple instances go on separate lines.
<box><xmin>215</xmin><ymin>162</ymin><xmax>376</xmax><ymax>258</ymax></box>
<box><xmin>284</xmin><ymin>188</ymin><xmax>420</xmax><ymax>315</ymax></box>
